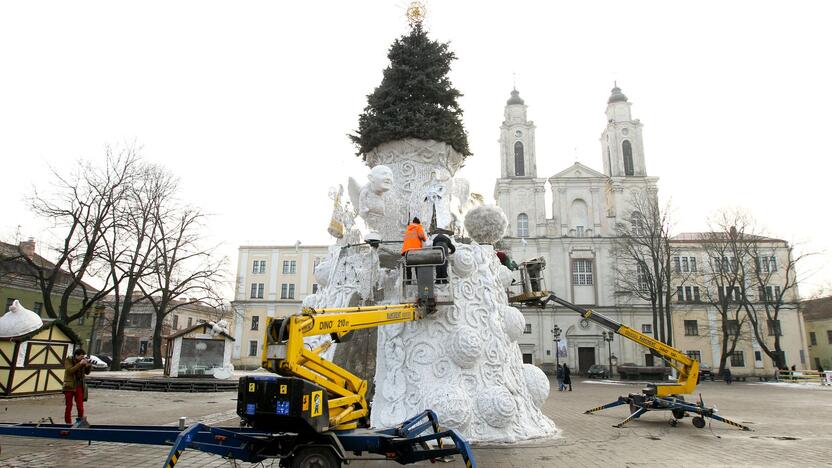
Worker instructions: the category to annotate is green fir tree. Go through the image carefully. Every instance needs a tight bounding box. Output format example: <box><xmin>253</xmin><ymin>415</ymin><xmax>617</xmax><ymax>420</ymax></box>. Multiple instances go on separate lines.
<box><xmin>350</xmin><ymin>24</ymin><xmax>471</xmax><ymax>160</ymax></box>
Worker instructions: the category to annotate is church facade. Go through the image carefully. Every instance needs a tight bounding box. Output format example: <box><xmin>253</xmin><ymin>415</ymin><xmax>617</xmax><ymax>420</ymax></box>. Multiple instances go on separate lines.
<box><xmin>494</xmin><ymin>87</ymin><xmax>810</xmax><ymax>376</ymax></box>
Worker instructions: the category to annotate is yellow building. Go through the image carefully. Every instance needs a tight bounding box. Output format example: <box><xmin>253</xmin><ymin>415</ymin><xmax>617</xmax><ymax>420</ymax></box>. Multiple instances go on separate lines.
<box><xmin>802</xmin><ymin>296</ymin><xmax>832</xmax><ymax>370</ymax></box>
<box><xmin>0</xmin><ymin>320</ymin><xmax>80</xmax><ymax>397</ymax></box>
<box><xmin>231</xmin><ymin>244</ymin><xmax>329</xmax><ymax>369</ymax></box>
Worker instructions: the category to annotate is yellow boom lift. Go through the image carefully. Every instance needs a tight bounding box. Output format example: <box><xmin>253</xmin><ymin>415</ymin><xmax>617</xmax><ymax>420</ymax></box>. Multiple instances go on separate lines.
<box><xmin>510</xmin><ymin>258</ymin><xmax>750</xmax><ymax>430</ymax></box>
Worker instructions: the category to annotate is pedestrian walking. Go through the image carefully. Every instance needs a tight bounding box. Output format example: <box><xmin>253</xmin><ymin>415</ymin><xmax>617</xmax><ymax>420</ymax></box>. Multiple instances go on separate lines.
<box><xmin>563</xmin><ymin>363</ymin><xmax>572</xmax><ymax>391</ymax></box>
<box><xmin>556</xmin><ymin>364</ymin><xmax>564</xmax><ymax>391</ymax></box>
<box><xmin>722</xmin><ymin>367</ymin><xmax>733</xmax><ymax>385</ymax></box>
<box><xmin>63</xmin><ymin>348</ymin><xmax>91</xmax><ymax>424</ymax></box>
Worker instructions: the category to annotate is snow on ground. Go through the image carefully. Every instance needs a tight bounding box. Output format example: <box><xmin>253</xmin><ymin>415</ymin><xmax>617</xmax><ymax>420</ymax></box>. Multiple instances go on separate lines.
<box><xmin>746</xmin><ymin>381</ymin><xmax>832</xmax><ymax>390</ymax></box>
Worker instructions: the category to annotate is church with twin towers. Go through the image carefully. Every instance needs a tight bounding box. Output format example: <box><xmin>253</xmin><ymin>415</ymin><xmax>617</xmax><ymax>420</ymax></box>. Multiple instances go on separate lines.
<box><xmin>494</xmin><ymin>85</ymin><xmax>663</xmax><ymax>373</ymax></box>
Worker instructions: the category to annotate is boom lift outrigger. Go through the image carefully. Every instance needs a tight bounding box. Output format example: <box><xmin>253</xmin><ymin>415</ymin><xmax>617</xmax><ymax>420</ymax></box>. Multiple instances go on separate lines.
<box><xmin>510</xmin><ymin>259</ymin><xmax>750</xmax><ymax>431</ymax></box>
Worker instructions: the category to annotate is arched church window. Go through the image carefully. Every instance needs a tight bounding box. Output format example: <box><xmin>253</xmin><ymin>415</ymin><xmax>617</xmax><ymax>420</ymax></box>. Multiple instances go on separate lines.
<box><xmin>514</xmin><ymin>141</ymin><xmax>525</xmax><ymax>176</ymax></box>
<box><xmin>517</xmin><ymin>213</ymin><xmax>529</xmax><ymax>237</ymax></box>
<box><xmin>570</xmin><ymin>199</ymin><xmax>589</xmax><ymax>235</ymax></box>
<box><xmin>622</xmin><ymin>140</ymin><xmax>634</xmax><ymax>176</ymax></box>
<box><xmin>630</xmin><ymin>211</ymin><xmax>645</xmax><ymax>236</ymax></box>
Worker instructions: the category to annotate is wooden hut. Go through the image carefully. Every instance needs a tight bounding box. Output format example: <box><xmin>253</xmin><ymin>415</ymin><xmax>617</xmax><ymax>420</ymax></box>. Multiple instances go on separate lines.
<box><xmin>0</xmin><ymin>320</ymin><xmax>81</xmax><ymax>397</ymax></box>
<box><xmin>164</xmin><ymin>322</ymin><xmax>234</xmax><ymax>378</ymax></box>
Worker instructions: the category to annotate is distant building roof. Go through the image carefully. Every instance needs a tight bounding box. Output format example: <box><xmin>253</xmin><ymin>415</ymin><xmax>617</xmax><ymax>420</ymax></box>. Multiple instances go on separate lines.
<box><xmin>802</xmin><ymin>296</ymin><xmax>832</xmax><ymax>321</ymax></box>
<box><xmin>0</xmin><ymin>240</ymin><xmax>98</xmax><ymax>293</ymax></box>
<box><xmin>608</xmin><ymin>85</ymin><xmax>628</xmax><ymax>104</ymax></box>
<box><xmin>165</xmin><ymin>321</ymin><xmax>235</xmax><ymax>341</ymax></box>
<box><xmin>671</xmin><ymin>232</ymin><xmax>786</xmax><ymax>243</ymax></box>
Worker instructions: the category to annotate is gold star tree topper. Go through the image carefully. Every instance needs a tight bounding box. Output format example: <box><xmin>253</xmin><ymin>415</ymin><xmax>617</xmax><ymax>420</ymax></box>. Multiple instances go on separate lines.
<box><xmin>406</xmin><ymin>1</ymin><xmax>426</xmax><ymax>26</ymax></box>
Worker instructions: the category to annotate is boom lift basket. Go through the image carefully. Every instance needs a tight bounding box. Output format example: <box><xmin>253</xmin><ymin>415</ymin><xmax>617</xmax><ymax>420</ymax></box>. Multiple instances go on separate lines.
<box><xmin>401</xmin><ymin>247</ymin><xmax>454</xmax><ymax>313</ymax></box>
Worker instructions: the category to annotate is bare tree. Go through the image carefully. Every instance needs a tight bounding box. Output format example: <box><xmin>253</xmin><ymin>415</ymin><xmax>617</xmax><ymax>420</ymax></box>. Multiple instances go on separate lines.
<box><xmin>139</xmin><ymin>204</ymin><xmax>228</xmax><ymax>369</ymax></box>
<box><xmin>613</xmin><ymin>189</ymin><xmax>679</xmax><ymax>345</ymax></box>
<box><xmin>740</xmin><ymin>237</ymin><xmax>808</xmax><ymax>369</ymax></box>
<box><xmin>102</xmin><ymin>163</ymin><xmax>175</xmax><ymax>370</ymax></box>
<box><xmin>17</xmin><ymin>147</ymin><xmax>139</xmax><ymax>323</ymax></box>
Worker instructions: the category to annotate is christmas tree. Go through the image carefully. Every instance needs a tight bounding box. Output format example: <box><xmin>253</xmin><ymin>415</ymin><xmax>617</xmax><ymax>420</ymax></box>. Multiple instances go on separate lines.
<box><xmin>350</xmin><ymin>24</ymin><xmax>471</xmax><ymax>160</ymax></box>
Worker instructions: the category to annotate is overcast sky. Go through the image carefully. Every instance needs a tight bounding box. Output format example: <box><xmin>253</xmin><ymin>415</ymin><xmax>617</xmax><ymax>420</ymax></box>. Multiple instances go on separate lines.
<box><xmin>1</xmin><ymin>1</ymin><xmax>831</xmax><ymax>297</ymax></box>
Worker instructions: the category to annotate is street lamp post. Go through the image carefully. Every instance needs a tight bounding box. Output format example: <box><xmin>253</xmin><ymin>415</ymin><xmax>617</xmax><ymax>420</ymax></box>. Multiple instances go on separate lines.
<box><xmin>552</xmin><ymin>324</ymin><xmax>562</xmax><ymax>371</ymax></box>
<box><xmin>603</xmin><ymin>331</ymin><xmax>614</xmax><ymax>378</ymax></box>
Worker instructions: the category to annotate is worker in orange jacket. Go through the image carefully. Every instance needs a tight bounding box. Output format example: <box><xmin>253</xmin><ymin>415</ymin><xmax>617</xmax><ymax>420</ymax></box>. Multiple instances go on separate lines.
<box><xmin>402</xmin><ymin>217</ymin><xmax>427</xmax><ymax>281</ymax></box>
<box><xmin>401</xmin><ymin>217</ymin><xmax>427</xmax><ymax>255</ymax></box>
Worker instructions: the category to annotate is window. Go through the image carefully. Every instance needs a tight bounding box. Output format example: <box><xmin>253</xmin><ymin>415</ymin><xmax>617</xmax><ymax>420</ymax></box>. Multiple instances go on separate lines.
<box><xmin>249</xmin><ymin>340</ymin><xmax>259</xmax><ymax>357</ymax></box>
<box><xmin>686</xmin><ymin>350</ymin><xmax>702</xmax><ymax>362</ymax></box>
<box><xmin>523</xmin><ymin>323</ymin><xmax>532</xmax><ymax>334</ymax></box>
<box><xmin>684</xmin><ymin>320</ymin><xmax>698</xmax><ymax>336</ymax></box>
<box><xmin>755</xmin><ymin>351</ymin><xmax>762</xmax><ymax>361</ymax></box>
<box><xmin>622</xmin><ymin>140</ymin><xmax>634</xmax><ymax>176</ymax></box>
<box><xmin>677</xmin><ymin>286</ymin><xmax>701</xmax><ymax>302</ymax></box>
<box><xmin>517</xmin><ymin>213</ymin><xmax>529</xmax><ymax>237</ymax></box>
<box><xmin>290</xmin><ymin>261</ymin><xmax>296</xmax><ymax>274</ymax></box>
<box><xmin>826</xmin><ymin>330</ymin><xmax>832</xmax><ymax>344</ymax></box>
<box><xmin>731</xmin><ymin>351</ymin><xmax>745</xmax><ymax>367</ymax></box>
<box><xmin>642</xmin><ymin>324</ymin><xmax>653</xmax><ymax>334</ymax></box>
<box><xmin>281</xmin><ymin>284</ymin><xmax>296</xmax><ymax>299</ymax></box>
<box><xmin>514</xmin><ymin>141</ymin><xmax>525</xmax><ymax>176</ymax></box>
<box><xmin>767</xmin><ymin>319</ymin><xmax>782</xmax><ymax>336</ymax></box>
<box><xmin>759</xmin><ymin>286</ymin><xmax>782</xmax><ymax>303</ymax></box>
<box><xmin>809</xmin><ymin>331</ymin><xmax>817</xmax><ymax>346</ymax></box>
<box><xmin>769</xmin><ymin>256</ymin><xmax>777</xmax><ymax>272</ymax></box>
<box><xmin>251</xmin><ymin>316</ymin><xmax>259</xmax><ymax>331</ymax></box>
<box><xmin>312</xmin><ymin>283</ymin><xmax>319</xmax><ymax>294</ymax></box>
<box><xmin>726</xmin><ymin>320</ymin><xmax>740</xmax><ymax>335</ymax></box>
<box><xmin>730</xmin><ymin>351</ymin><xmax>745</xmax><ymax>367</ymax></box>
<box><xmin>576</xmin><ymin>225</ymin><xmax>584</xmax><ymax>238</ymax></box>
<box><xmin>673</xmin><ymin>256</ymin><xmax>697</xmax><ymax>273</ymax></box>
<box><xmin>250</xmin><ymin>283</ymin><xmax>264</xmax><ymax>299</ymax></box>
<box><xmin>33</xmin><ymin>302</ymin><xmax>43</xmax><ymax>315</ymax></box>
<box><xmin>252</xmin><ymin>260</ymin><xmax>266</xmax><ymax>274</ymax></box>
<box><xmin>282</xmin><ymin>260</ymin><xmax>290</xmax><ymax>274</ymax></box>
<box><xmin>718</xmin><ymin>286</ymin><xmax>741</xmax><ymax>303</ymax></box>
<box><xmin>173</xmin><ymin>315</ymin><xmax>179</xmax><ymax>330</ymax></box>
<box><xmin>572</xmin><ymin>259</ymin><xmax>593</xmax><ymax>285</ymax></box>
<box><xmin>126</xmin><ymin>314</ymin><xmax>152</xmax><ymax>328</ymax></box>
<box><xmin>187</xmin><ymin>317</ymin><xmax>193</xmax><ymax>328</ymax></box>
<box><xmin>630</xmin><ymin>212</ymin><xmax>644</xmax><ymax>236</ymax></box>
<box><xmin>637</xmin><ymin>264</ymin><xmax>650</xmax><ymax>291</ymax></box>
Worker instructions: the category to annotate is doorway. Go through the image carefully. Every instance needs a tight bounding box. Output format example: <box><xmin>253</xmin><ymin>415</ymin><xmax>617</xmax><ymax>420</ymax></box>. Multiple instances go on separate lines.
<box><xmin>578</xmin><ymin>347</ymin><xmax>595</xmax><ymax>375</ymax></box>
<box><xmin>522</xmin><ymin>353</ymin><xmax>533</xmax><ymax>364</ymax></box>
<box><xmin>645</xmin><ymin>353</ymin><xmax>654</xmax><ymax>367</ymax></box>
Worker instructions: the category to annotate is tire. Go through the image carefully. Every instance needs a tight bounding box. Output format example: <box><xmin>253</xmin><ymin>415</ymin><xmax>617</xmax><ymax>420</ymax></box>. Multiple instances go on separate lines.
<box><xmin>291</xmin><ymin>446</ymin><xmax>341</xmax><ymax>468</ymax></box>
<box><xmin>672</xmin><ymin>408</ymin><xmax>686</xmax><ymax>420</ymax></box>
<box><xmin>692</xmin><ymin>416</ymin><xmax>706</xmax><ymax>429</ymax></box>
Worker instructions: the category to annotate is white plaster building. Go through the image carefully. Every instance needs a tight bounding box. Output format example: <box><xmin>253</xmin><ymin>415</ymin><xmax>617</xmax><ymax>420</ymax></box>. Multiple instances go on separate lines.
<box><xmin>495</xmin><ymin>86</ymin><xmax>808</xmax><ymax>376</ymax></box>
<box><xmin>231</xmin><ymin>244</ymin><xmax>329</xmax><ymax>368</ymax></box>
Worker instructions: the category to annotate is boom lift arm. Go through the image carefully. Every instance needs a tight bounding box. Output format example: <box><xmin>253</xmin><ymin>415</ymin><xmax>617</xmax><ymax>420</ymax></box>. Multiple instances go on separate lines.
<box><xmin>262</xmin><ymin>303</ymin><xmax>423</xmax><ymax>431</ymax></box>
<box><xmin>539</xmin><ymin>294</ymin><xmax>698</xmax><ymax>397</ymax></box>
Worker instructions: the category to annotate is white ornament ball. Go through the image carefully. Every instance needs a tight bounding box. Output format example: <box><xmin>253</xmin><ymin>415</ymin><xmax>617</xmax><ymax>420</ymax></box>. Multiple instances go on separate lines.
<box><xmin>523</xmin><ymin>363</ymin><xmax>550</xmax><ymax>408</ymax></box>
<box><xmin>426</xmin><ymin>385</ymin><xmax>473</xmax><ymax>429</ymax></box>
<box><xmin>502</xmin><ymin>306</ymin><xmax>526</xmax><ymax>342</ymax></box>
<box><xmin>464</xmin><ymin>205</ymin><xmax>508</xmax><ymax>245</ymax></box>
<box><xmin>448</xmin><ymin>327</ymin><xmax>483</xmax><ymax>369</ymax></box>
<box><xmin>475</xmin><ymin>386</ymin><xmax>517</xmax><ymax>428</ymax></box>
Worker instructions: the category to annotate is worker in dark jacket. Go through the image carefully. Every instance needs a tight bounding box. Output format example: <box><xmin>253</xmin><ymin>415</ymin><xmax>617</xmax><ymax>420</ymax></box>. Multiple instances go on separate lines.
<box><xmin>430</xmin><ymin>231</ymin><xmax>456</xmax><ymax>282</ymax></box>
<box><xmin>63</xmin><ymin>348</ymin><xmax>92</xmax><ymax>424</ymax></box>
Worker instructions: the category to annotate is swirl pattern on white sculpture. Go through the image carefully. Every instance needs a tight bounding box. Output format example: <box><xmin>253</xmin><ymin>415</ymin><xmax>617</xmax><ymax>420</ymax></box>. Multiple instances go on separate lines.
<box><xmin>448</xmin><ymin>327</ymin><xmax>483</xmax><ymax>369</ymax></box>
<box><xmin>475</xmin><ymin>386</ymin><xmax>517</xmax><ymax>428</ymax></box>
<box><xmin>426</xmin><ymin>385</ymin><xmax>473</xmax><ymax>429</ymax></box>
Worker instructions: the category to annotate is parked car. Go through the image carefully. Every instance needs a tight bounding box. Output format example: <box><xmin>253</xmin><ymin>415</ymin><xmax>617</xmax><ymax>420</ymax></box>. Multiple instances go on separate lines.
<box><xmin>134</xmin><ymin>357</ymin><xmax>156</xmax><ymax>370</ymax></box>
<box><xmin>587</xmin><ymin>364</ymin><xmax>610</xmax><ymax>379</ymax></box>
<box><xmin>87</xmin><ymin>355</ymin><xmax>109</xmax><ymax>371</ymax></box>
<box><xmin>96</xmin><ymin>355</ymin><xmax>113</xmax><ymax>367</ymax></box>
<box><xmin>120</xmin><ymin>356</ymin><xmax>142</xmax><ymax>370</ymax></box>
<box><xmin>698</xmin><ymin>363</ymin><xmax>714</xmax><ymax>381</ymax></box>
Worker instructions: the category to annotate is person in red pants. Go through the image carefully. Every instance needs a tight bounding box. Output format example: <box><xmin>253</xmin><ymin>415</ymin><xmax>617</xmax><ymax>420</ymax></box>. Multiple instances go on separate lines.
<box><xmin>63</xmin><ymin>348</ymin><xmax>91</xmax><ymax>424</ymax></box>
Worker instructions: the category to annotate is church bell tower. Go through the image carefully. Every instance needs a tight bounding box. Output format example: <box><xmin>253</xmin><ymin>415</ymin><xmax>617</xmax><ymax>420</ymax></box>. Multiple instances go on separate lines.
<box><xmin>600</xmin><ymin>85</ymin><xmax>647</xmax><ymax>177</ymax></box>
<box><xmin>500</xmin><ymin>89</ymin><xmax>538</xmax><ymax>178</ymax></box>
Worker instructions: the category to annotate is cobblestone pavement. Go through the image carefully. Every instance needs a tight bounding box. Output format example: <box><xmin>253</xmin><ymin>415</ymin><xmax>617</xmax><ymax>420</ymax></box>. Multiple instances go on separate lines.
<box><xmin>1</xmin><ymin>379</ymin><xmax>830</xmax><ymax>467</ymax></box>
